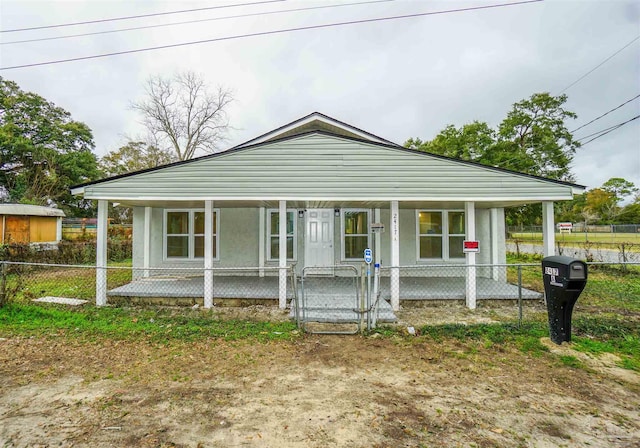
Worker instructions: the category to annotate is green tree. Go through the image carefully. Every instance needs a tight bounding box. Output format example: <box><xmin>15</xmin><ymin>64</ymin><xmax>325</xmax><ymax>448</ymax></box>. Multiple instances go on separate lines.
<box><xmin>496</xmin><ymin>93</ymin><xmax>579</xmax><ymax>181</ymax></box>
<box><xmin>584</xmin><ymin>188</ymin><xmax>618</xmax><ymax>224</ymax></box>
<box><xmin>555</xmin><ymin>193</ymin><xmax>586</xmax><ymax>223</ymax></box>
<box><xmin>405</xmin><ymin>92</ymin><xmax>580</xmax><ymax>226</ymax></box>
<box><xmin>617</xmin><ymin>199</ymin><xmax>640</xmax><ymax>224</ymax></box>
<box><xmin>0</xmin><ymin>77</ymin><xmax>100</xmax><ymax>216</ymax></box>
<box><xmin>406</xmin><ymin>121</ymin><xmax>496</xmax><ymax>161</ymax></box>
<box><xmin>100</xmin><ymin>141</ymin><xmax>174</xmax><ymax>177</ymax></box>
<box><xmin>601</xmin><ymin>177</ymin><xmax>638</xmax><ymax>204</ymax></box>
<box><xmin>405</xmin><ymin>93</ymin><xmax>579</xmax><ymax>182</ymax></box>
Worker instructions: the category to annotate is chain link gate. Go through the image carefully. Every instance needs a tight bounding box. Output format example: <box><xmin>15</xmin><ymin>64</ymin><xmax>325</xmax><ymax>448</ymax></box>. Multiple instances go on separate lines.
<box><xmin>295</xmin><ymin>265</ymin><xmax>363</xmax><ymax>334</ymax></box>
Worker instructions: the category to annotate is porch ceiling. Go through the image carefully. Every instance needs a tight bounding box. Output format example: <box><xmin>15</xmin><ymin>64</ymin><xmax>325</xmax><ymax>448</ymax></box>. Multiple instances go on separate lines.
<box><xmin>113</xmin><ymin>199</ymin><xmax>542</xmax><ymax>210</ymax></box>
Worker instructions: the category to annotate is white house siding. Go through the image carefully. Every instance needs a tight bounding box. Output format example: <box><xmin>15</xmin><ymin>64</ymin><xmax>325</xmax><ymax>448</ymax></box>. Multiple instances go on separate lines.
<box><xmin>132</xmin><ymin>205</ymin><xmax>507</xmax><ymax>279</ymax></box>
<box><xmin>133</xmin><ymin>208</ymin><xmax>260</xmax><ymax>274</ymax></box>
<box><xmin>81</xmin><ymin>134</ymin><xmax>575</xmax><ymax>203</ymax></box>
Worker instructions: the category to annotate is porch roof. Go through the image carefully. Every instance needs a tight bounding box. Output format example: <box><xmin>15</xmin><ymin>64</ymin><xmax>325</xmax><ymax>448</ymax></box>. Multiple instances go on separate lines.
<box><xmin>72</xmin><ymin>113</ymin><xmax>585</xmax><ymax>208</ymax></box>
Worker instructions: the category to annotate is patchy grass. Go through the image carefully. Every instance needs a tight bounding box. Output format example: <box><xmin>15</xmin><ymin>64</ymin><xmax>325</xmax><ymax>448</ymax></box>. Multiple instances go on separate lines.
<box><xmin>4</xmin><ymin>260</ymin><xmax>133</xmax><ymax>303</ymax></box>
<box><xmin>0</xmin><ymin>303</ymin><xmax>299</xmax><ymax>342</ymax></box>
<box><xmin>558</xmin><ymin>355</ymin><xmax>585</xmax><ymax>369</ymax></box>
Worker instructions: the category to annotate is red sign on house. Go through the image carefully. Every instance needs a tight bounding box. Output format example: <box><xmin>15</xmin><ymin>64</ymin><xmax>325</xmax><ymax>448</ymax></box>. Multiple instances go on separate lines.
<box><xmin>463</xmin><ymin>240</ymin><xmax>480</xmax><ymax>253</ymax></box>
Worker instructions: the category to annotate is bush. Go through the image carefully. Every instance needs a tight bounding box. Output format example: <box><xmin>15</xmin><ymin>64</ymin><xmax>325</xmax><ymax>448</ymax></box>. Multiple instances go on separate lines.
<box><xmin>0</xmin><ymin>240</ymin><xmax>132</xmax><ymax>264</ymax></box>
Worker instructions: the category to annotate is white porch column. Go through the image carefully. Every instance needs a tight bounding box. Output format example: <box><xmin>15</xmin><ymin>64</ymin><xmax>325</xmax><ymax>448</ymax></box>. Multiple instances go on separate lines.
<box><xmin>56</xmin><ymin>217</ymin><xmax>63</xmax><ymax>243</ymax></box>
<box><xmin>465</xmin><ymin>201</ymin><xmax>477</xmax><ymax>310</ymax></box>
<box><xmin>542</xmin><ymin>201</ymin><xmax>555</xmax><ymax>257</ymax></box>
<box><xmin>390</xmin><ymin>200</ymin><xmax>400</xmax><ymax>311</ymax></box>
<box><xmin>96</xmin><ymin>200</ymin><xmax>108</xmax><ymax>306</ymax></box>
<box><xmin>374</xmin><ymin>208</ymin><xmax>382</xmax><ymax>265</ymax></box>
<box><xmin>258</xmin><ymin>207</ymin><xmax>265</xmax><ymax>278</ymax></box>
<box><xmin>143</xmin><ymin>206</ymin><xmax>152</xmax><ymax>278</ymax></box>
<box><xmin>204</xmin><ymin>200</ymin><xmax>214</xmax><ymax>308</ymax></box>
<box><xmin>278</xmin><ymin>200</ymin><xmax>287</xmax><ymax>308</ymax></box>
<box><xmin>490</xmin><ymin>208</ymin><xmax>500</xmax><ymax>281</ymax></box>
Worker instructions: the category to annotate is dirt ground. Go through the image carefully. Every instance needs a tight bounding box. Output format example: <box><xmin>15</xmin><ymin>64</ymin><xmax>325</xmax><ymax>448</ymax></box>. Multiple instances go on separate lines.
<box><xmin>1</xmin><ymin>306</ymin><xmax>639</xmax><ymax>448</ymax></box>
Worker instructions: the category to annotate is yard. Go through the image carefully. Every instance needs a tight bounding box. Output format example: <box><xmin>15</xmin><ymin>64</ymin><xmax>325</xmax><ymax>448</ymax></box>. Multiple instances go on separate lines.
<box><xmin>508</xmin><ymin>232</ymin><xmax>640</xmax><ymax>251</ymax></box>
<box><xmin>0</xmin><ymin>256</ymin><xmax>639</xmax><ymax>447</ymax></box>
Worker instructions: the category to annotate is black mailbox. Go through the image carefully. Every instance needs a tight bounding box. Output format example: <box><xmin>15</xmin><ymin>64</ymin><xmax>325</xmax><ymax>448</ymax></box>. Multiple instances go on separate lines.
<box><xmin>542</xmin><ymin>255</ymin><xmax>588</xmax><ymax>345</ymax></box>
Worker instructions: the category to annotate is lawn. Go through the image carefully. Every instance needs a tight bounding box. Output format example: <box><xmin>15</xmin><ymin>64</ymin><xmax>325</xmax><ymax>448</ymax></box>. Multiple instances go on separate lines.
<box><xmin>509</xmin><ymin>232</ymin><xmax>640</xmax><ymax>251</ymax></box>
<box><xmin>1</xmin><ymin>255</ymin><xmax>639</xmax><ymax>446</ymax></box>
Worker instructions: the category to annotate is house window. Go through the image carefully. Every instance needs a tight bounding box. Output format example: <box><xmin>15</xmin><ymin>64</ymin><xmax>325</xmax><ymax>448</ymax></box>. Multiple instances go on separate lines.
<box><xmin>268</xmin><ymin>210</ymin><xmax>296</xmax><ymax>260</ymax></box>
<box><xmin>165</xmin><ymin>209</ymin><xmax>218</xmax><ymax>260</ymax></box>
<box><xmin>342</xmin><ymin>209</ymin><xmax>370</xmax><ymax>260</ymax></box>
<box><xmin>417</xmin><ymin>210</ymin><xmax>465</xmax><ymax>260</ymax></box>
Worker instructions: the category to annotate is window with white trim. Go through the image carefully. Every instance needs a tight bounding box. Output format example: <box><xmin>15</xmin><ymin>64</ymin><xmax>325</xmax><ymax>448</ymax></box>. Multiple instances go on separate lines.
<box><xmin>164</xmin><ymin>209</ymin><xmax>219</xmax><ymax>260</ymax></box>
<box><xmin>267</xmin><ymin>210</ymin><xmax>296</xmax><ymax>260</ymax></box>
<box><xmin>417</xmin><ymin>210</ymin><xmax>465</xmax><ymax>260</ymax></box>
<box><xmin>342</xmin><ymin>209</ymin><xmax>370</xmax><ymax>260</ymax></box>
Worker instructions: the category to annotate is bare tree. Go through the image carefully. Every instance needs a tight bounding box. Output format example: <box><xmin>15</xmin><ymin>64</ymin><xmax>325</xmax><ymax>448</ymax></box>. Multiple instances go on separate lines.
<box><xmin>132</xmin><ymin>71</ymin><xmax>233</xmax><ymax>160</ymax></box>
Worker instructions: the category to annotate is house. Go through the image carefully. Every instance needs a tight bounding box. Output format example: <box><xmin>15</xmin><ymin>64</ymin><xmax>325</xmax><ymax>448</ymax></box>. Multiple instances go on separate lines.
<box><xmin>0</xmin><ymin>204</ymin><xmax>65</xmax><ymax>245</ymax></box>
<box><xmin>71</xmin><ymin>112</ymin><xmax>585</xmax><ymax>310</ymax></box>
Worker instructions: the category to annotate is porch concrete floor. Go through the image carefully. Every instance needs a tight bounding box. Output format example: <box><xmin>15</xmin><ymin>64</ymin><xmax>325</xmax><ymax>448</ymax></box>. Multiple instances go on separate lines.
<box><xmin>108</xmin><ymin>275</ymin><xmax>291</xmax><ymax>300</ymax></box>
<box><xmin>108</xmin><ymin>275</ymin><xmax>542</xmax><ymax>302</ymax></box>
<box><xmin>378</xmin><ymin>277</ymin><xmax>543</xmax><ymax>301</ymax></box>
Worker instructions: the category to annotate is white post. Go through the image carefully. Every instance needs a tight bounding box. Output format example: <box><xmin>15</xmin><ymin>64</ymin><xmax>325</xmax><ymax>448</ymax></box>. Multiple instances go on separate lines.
<box><xmin>374</xmin><ymin>208</ymin><xmax>381</xmax><ymax>265</ymax></box>
<box><xmin>278</xmin><ymin>201</ymin><xmax>287</xmax><ymax>308</ymax></box>
<box><xmin>96</xmin><ymin>200</ymin><xmax>108</xmax><ymax>306</ymax></box>
<box><xmin>490</xmin><ymin>208</ymin><xmax>500</xmax><ymax>281</ymax></box>
<box><xmin>204</xmin><ymin>200</ymin><xmax>214</xmax><ymax>308</ymax></box>
<box><xmin>56</xmin><ymin>217</ymin><xmax>63</xmax><ymax>243</ymax></box>
<box><xmin>465</xmin><ymin>201</ymin><xmax>477</xmax><ymax>309</ymax></box>
<box><xmin>258</xmin><ymin>207</ymin><xmax>265</xmax><ymax>278</ymax></box>
<box><xmin>143</xmin><ymin>207</ymin><xmax>151</xmax><ymax>278</ymax></box>
<box><xmin>542</xmin><ymin>201</ymin><xmax>555</xmax><ymax>257</ymax></box>
<box><xmin>390</xmin><ymin>200</ymin><xmax>400</xmax><ymax>311</ymax></box>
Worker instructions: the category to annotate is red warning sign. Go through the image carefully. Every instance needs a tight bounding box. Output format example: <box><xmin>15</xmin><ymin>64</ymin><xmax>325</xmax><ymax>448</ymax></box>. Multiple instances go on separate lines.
<box><xmin>463</xmin><ymin>240</ymin><xmax>480</xmax><ymax>253</ymax></box>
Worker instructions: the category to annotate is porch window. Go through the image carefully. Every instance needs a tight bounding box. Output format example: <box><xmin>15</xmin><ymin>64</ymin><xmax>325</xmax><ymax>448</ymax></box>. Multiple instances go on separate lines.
<box><xmin>342</xmin><ymin>209</ymin><xmax>370</xmax><ymax>260</ymax></box>
<box><xmin>164</xmin><ymin>209</ymin><xmax>219</xmax><ymax>260</ymax></box>
<box><xmin>267</xmin><ymin>210</ymin><xmax>296</xmax><ymax>260</ymax></box>
<box><xmin>417</xmin><ymin>210</ymin><xmax>465</xmax><ymax>260</ymax></box>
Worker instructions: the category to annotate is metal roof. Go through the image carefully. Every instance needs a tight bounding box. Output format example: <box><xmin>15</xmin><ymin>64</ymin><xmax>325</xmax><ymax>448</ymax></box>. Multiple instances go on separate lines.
<box><xmin>0</xmin><ymin>204</ymin><xmax>65</xmax><ymax>217</ymax></box>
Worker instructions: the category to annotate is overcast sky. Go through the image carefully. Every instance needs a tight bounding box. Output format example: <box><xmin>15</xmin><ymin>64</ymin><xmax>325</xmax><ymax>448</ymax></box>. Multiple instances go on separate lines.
<box><xmin>1</xmin><ymin>0</ymin><xmax>639</xmax><ymax>194</ymax></box>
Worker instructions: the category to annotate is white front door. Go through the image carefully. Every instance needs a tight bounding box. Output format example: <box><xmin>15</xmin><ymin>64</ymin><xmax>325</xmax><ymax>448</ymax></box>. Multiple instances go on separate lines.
<box><xmin>305</xmin><ymin>209</ymin><xmax>334</xmax><ymax>267</ymax></box>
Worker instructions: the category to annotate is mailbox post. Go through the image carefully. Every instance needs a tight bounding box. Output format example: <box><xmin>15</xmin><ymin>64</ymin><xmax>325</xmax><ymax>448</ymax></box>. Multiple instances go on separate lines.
<box><xmin>542</xmin><ymin>256</ymin><xmax>588</xmax><ymax>345</ymax></box>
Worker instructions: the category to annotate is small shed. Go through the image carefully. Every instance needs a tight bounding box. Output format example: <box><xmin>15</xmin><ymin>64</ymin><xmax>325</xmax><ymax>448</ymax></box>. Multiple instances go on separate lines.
<box><xmin>0</xmin><ymin>204</ymin><xmax>65</xmax><ymax>244</ymax></box>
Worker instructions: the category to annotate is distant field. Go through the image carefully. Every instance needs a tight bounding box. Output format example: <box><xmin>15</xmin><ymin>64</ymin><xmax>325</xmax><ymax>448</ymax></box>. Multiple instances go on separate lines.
<box><xmin>509</xmin><ymin>232</ymin><xmax>640</xmax><ymax>244</ymax></box>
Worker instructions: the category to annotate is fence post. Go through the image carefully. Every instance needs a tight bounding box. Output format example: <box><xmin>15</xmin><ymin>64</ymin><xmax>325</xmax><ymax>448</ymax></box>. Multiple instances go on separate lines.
<box><xmin>517</xmin><ymin>265</ymin><xmax>523</xmax><ymax>329</ymax></box>
<box><xmin>0</xmin><ymin>262</ymin><xmax>6</xmax><ymax>307</ymax></box>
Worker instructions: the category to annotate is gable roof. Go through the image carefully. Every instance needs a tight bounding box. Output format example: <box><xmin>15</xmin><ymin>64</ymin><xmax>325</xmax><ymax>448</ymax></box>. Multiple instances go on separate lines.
<box><xmin>233</xmin><ymin>112</ymin><xmax>398</xmax><ymax>148</ymax></box>
<box><xmin>72</xmin><ymin>130</ymin><xmax>585</xmax><ymax>208</ymax></box>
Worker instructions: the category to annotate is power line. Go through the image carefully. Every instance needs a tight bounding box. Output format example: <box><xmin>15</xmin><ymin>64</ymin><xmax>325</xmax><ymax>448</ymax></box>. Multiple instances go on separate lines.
<box><xmin>0</xmin><ymin>0</ymin><xmax>543</xmax><ymax>71</ymax></box>
<box><xmin>0</xmin><ymin>0</ymin><xmax>285</xmax><ymax>33</ymax></box>
<box><xmin>575</xmin><ymin>121</ymin><xmax>625</xmax><ymax>141</ymax></box>
<box><xmin>558</xmin><ymin>35</ymin><xmax>640</xmax><ymax>94</ymax></box>
<box><xmin>577</xmin><ymin>115</ymin><xmax>640</xmax><ymax>146</ymax></box>
<box><xmin>1</xmin><ymin>0</ymin><xmax>394</xmax><ymax>46</ymax></box>
<box><xmin>571</xmin><ymin>94</ymin><xmax>640</xmax><ymax>133</ymax></box>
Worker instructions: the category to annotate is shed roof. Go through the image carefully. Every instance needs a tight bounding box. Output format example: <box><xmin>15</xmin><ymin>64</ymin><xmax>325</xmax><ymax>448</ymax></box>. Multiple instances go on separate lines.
<box><xmin>0</xmin><ymin>204</ymin><xmax>65</xmax><ymax>217</ymax></box>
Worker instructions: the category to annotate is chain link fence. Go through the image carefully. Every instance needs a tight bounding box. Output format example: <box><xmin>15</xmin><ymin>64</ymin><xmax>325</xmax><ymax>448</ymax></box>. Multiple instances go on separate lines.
<box><xmin>0</xmin><ymin>262</ymin><xmax>296</xmax><ymax>307</ymax></box>
<box><xmin>1</xmin><ymin>261</ymin><xmax>637</xmax><ymax>334</ymax></box>
<box><xmin>508</xmin><ymin>224</ymin><xmax>640</xmax><ymax>234</ymax></box>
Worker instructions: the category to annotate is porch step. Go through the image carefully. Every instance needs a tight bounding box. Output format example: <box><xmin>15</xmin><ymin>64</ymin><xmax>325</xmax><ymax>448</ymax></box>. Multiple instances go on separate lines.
<box><xmin>302</xmin><ymin>322</ymin><xmax>360</xmax><ymax>334</ymax></box>
<box><xmin>289</xmin><ymin>300</ymin><xmax>397</xmax><ymax>324</ymax></box>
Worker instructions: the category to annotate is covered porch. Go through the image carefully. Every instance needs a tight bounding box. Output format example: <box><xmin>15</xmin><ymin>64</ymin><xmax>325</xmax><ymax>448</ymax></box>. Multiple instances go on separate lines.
<box><xmin>95</xmin><ymin>198</ymin><xmax>554</xmax><ymax>312</ymax></box>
